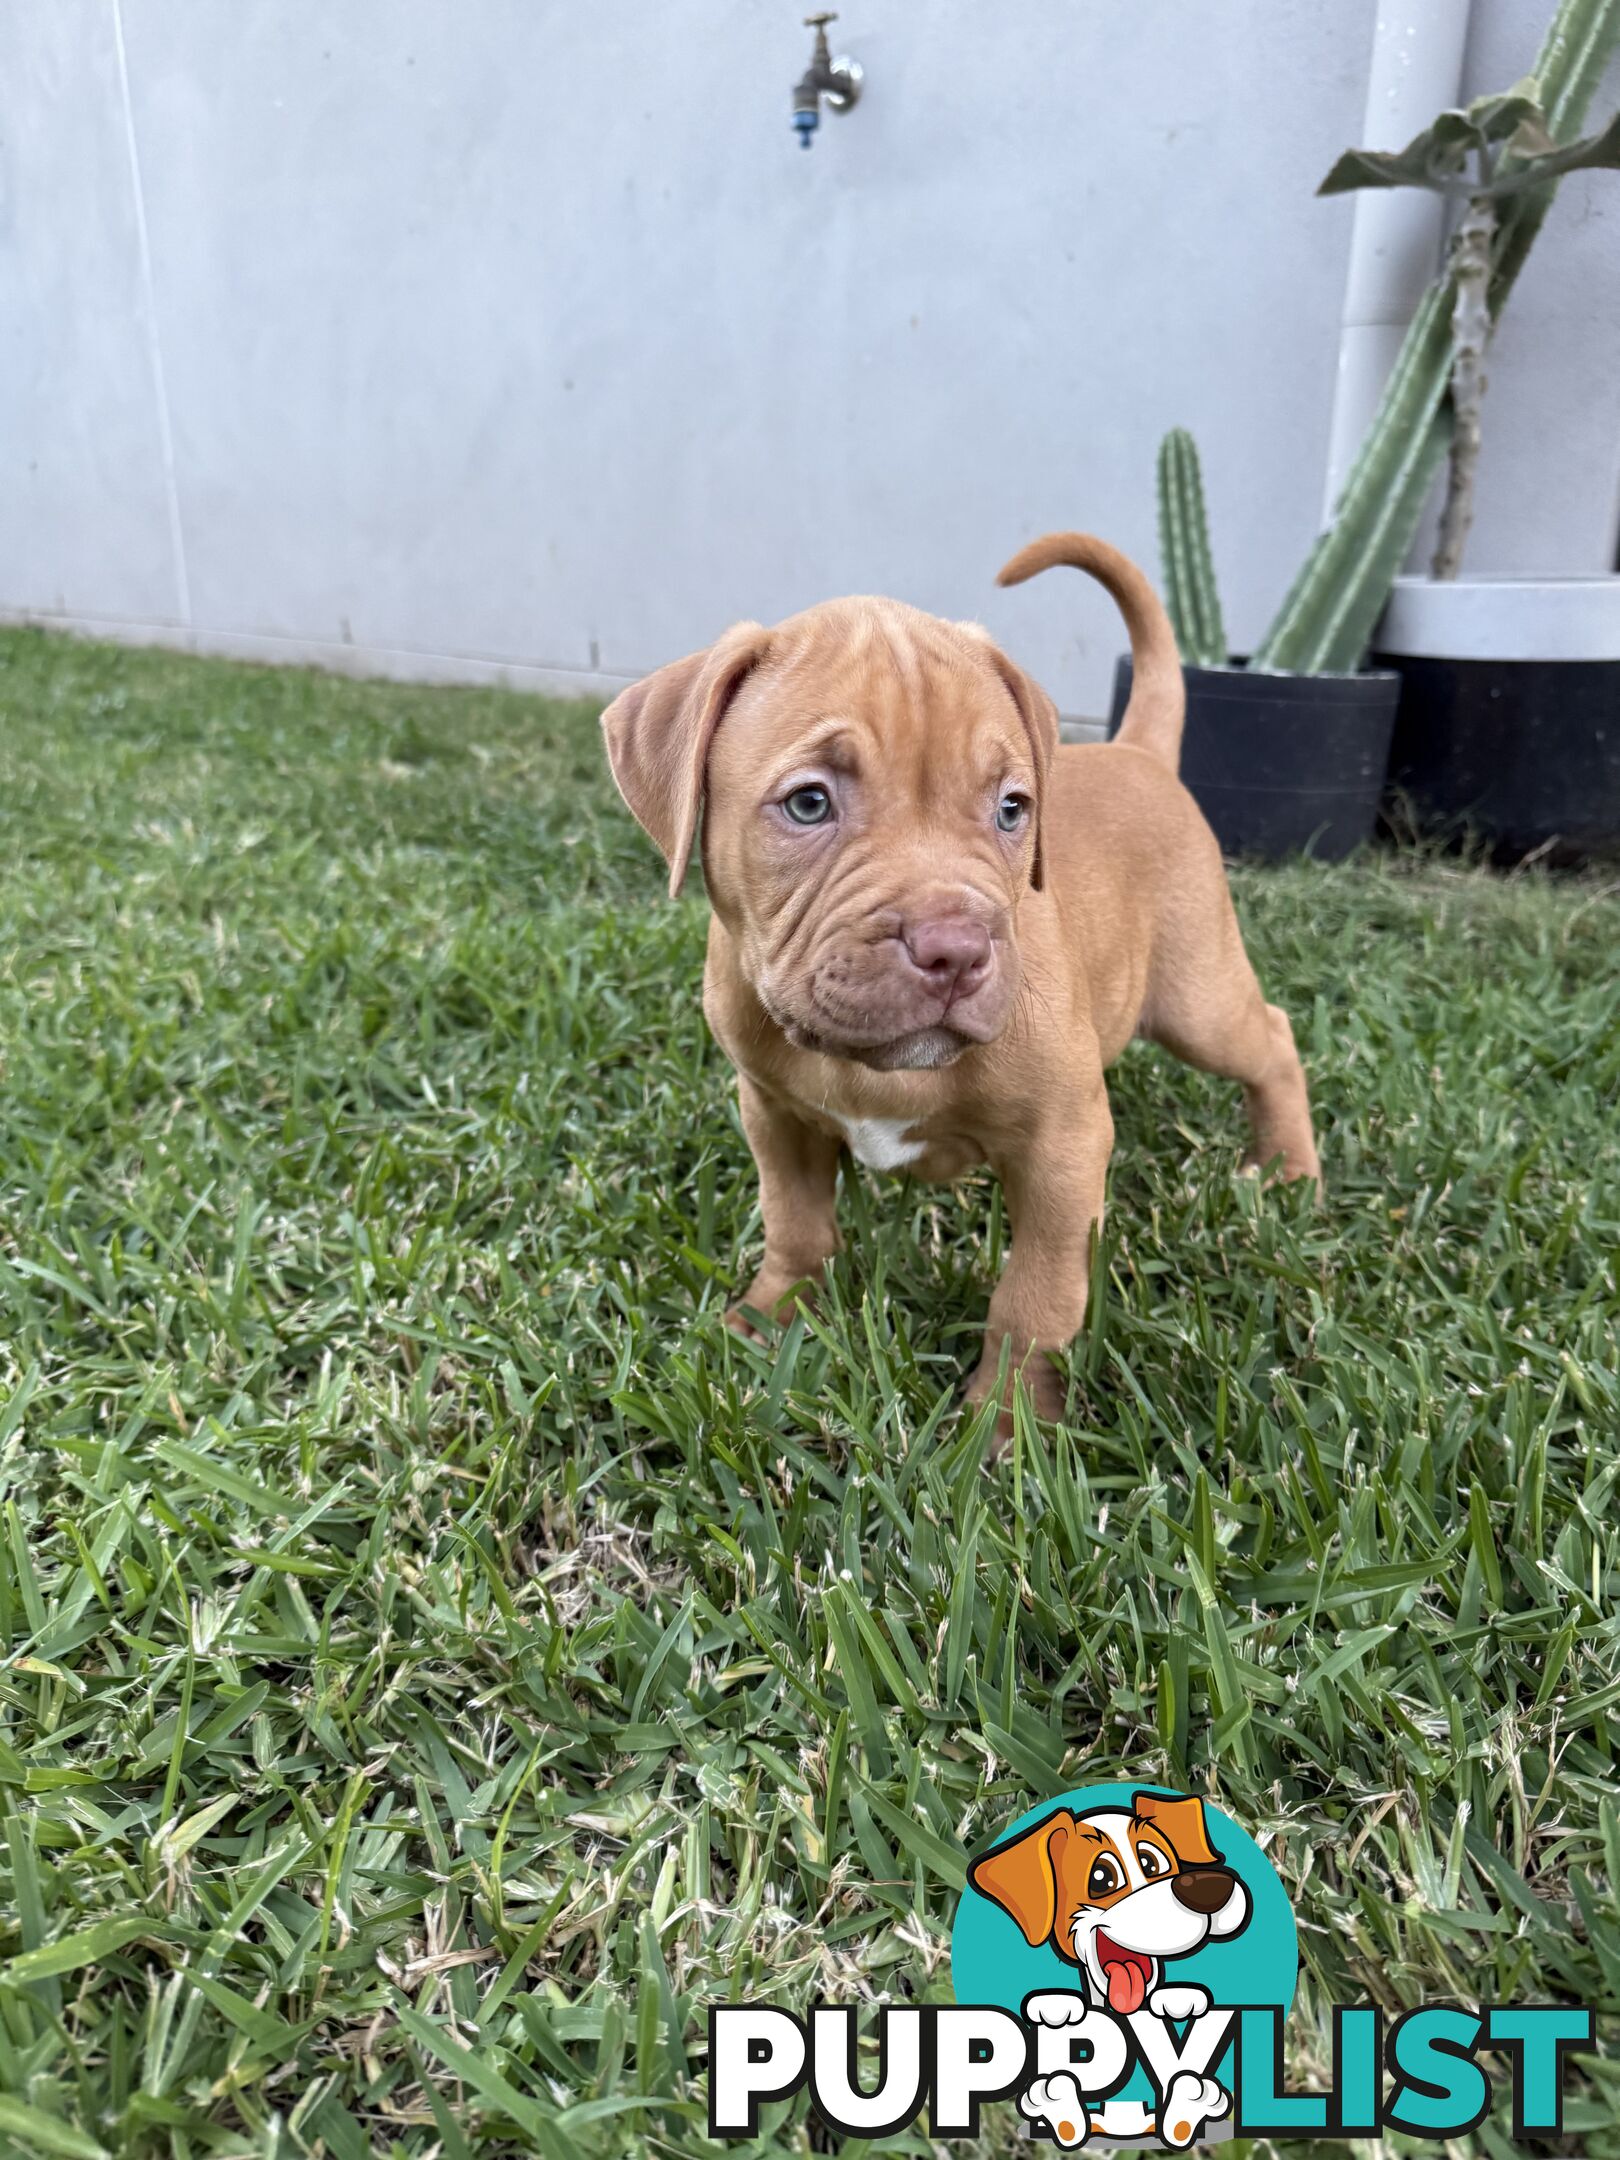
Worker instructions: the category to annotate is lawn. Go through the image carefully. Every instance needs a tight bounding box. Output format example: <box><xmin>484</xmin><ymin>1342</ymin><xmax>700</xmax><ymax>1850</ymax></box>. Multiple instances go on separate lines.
<box><xmin>0</xmin><ymin>624</ymin><xmax>1616</xmax><ymax>2159</ymax></box>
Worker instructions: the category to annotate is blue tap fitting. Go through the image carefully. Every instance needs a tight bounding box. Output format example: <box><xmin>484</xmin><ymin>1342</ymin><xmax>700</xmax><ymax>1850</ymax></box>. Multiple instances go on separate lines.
<box><xmin>793</xmin><ymin>107</ymin><xmax>820</xmax><ymax>148</ymax></box>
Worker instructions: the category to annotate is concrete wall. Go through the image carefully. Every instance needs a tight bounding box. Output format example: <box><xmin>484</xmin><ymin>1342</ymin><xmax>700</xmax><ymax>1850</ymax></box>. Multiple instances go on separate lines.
<box><xmin>2</xmin><ymin>3</ymin><xmax>1616</xmax><ymax>719</ymax></box>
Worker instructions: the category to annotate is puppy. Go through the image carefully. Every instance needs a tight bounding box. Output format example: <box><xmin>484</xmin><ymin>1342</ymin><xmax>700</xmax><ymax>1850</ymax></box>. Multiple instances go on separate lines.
<box><xmin>970</xmin><ymin>1791</ymin><xmax>1249</xmax><ymax>2149</ymax></box>
<box><xmin>601</xmin><ymin>535</ymin><xmax>1318</xmax><ymax>1436</ymax></box>
<box><xmin>967</xmin><ymin>1791</ymin><xmax>1250</xmax><ymax>2016</ymax></box>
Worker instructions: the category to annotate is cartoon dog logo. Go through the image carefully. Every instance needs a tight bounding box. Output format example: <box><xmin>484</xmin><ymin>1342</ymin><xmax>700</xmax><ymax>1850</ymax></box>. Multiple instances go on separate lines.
<box><xmin>967</xmin><ymin>1792</ymin><xmax>1251</xmax><ymax>2148</ymax></box>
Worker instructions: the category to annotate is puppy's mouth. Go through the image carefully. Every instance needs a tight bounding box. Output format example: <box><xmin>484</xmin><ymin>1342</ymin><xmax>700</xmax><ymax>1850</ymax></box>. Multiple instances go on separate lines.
<box><xmin>1093</xmin><ymin>1932</ymin><xmax>1155</xmax><ymax>2016</ymax></box>
<box><xmin>783</xmin><ymin>1022</ymin><xmax>970</xmax><ymax>1071</ymax></box>
<box><xmin>760</xmin><ymin>931</ymin><xmax>1017</xmax><ymax>1068</ymax></box>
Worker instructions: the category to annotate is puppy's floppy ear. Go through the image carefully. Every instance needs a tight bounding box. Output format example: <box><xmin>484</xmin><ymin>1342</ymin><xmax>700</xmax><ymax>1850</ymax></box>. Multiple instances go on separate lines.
<box><xmin>959</xmin><ymin>626</ymin><xmax>1059</xmax><ymax>892</ymax></box>
<box><xmin>1132</xmin><ymin>1792</ymin><xmax>1222</xmax><ymax>1870</ymax></box>
<box><xmin>600</xmin><ymin>623</ymin><xmax>769</xmax><ymax>897</ymax></box>
<box><xmin>967</xmin><ymin>1809</ymin><xmax>1076</xmax><ymax>1947</ymax></box>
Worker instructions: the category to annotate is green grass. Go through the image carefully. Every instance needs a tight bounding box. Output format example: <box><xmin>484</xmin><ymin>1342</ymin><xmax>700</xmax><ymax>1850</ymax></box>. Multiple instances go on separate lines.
<box><xmin>0</xmin><ymin>624</ymin><xmax>1617</xmax><ymax>2159</ymax></box>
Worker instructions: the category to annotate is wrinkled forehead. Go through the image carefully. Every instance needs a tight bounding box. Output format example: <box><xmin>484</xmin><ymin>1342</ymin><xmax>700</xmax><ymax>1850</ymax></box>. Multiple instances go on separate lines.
<box><xmin>710</xmin><ymin>598</ymin><xmax>1029</xmax><ymax>786</ymax></box>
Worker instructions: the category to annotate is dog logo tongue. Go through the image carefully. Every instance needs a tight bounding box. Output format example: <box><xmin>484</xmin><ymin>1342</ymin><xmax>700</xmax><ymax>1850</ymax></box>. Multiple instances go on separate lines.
<box><xmin>1098</xmin><ymin>1936</ymin><xmax>1149</xmax><ymax>2014</ymax></box>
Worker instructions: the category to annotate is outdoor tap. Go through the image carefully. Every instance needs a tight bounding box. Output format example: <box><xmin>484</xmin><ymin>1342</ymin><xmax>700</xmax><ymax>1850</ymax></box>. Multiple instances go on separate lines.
<box><xmin>792</xmin><ymin>13</ymin><xmax>862</xmax><ymax>148</ymax></box>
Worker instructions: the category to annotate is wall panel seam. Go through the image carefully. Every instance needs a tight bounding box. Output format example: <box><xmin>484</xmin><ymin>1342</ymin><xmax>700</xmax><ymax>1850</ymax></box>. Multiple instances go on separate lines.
<box><xmin>110</xmin><ymin>0</ymin><xmax>191</xmax><ymax>626</ymax></box>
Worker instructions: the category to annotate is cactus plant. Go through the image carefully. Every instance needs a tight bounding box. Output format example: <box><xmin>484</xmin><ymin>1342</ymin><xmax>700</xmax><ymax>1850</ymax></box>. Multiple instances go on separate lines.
<box><xmin>1250</xmin><ymin>0</ymin><xmax>1620</xmax><ymax>674</ymax></box>
<box><xmin>1156</xmin><ymin>430</ymin><xmax>1229</xmax><ymax>667</ymax></box>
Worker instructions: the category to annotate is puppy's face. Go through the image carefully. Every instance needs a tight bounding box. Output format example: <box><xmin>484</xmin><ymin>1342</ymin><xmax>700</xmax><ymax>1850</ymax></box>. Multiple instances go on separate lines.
<box><xmin>968</xmin><ymin>1795</ymin><xmax>1251</xmax><ymax>2014</ymax></box>
<box><xmin>602</xmin><ymin>599</ymin><xmax>1058</xmax><ymax>1071</ymax></box>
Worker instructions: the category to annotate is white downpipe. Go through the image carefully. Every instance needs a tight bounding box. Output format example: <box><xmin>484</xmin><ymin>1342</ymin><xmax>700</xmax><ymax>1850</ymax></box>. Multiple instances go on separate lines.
<box><xmin>1322</xmin><ymin>0</ymin><xmax>1474</xmax><ymax>518</ymax></box>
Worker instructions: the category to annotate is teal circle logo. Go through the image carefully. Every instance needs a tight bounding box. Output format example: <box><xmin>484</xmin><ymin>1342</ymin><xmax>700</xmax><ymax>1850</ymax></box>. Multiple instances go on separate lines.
<box><xmin>951</xmin><ymin>1785</ymin><xmax>1296</xmax><ymax>2146</ymax></box>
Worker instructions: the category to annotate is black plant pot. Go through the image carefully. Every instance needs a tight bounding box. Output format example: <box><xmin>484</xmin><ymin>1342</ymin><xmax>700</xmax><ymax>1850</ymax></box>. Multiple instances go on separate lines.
<box><xmin>1374</xmin><ymin>656</ymin><xmax>1620</xmax><ymax>862</ymax></box>
<box><xmin>1108</xmin><ymin>657</ymin><xmax>1400</xmax><ymax>863</ymax></box>
<box><xmin>1372</xmin><ymin>579</ymin><xmax>1620</xmax><ymax>863</ymax></box>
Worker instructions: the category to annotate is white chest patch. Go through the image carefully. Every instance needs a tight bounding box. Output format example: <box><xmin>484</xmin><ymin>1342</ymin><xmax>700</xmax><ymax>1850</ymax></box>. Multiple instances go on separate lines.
<box><xmin>838</xmin><ymin>1116</ymin><xmax>925</xmax><ymax>1171</ymax></box>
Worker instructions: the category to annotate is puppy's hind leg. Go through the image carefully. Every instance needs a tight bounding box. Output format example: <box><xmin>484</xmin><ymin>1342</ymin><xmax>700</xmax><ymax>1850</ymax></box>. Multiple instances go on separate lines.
<box><xmin>1142</xmin><ymin>877</ymin><xmax>1320</xmax><ymax>1186</ymax></box>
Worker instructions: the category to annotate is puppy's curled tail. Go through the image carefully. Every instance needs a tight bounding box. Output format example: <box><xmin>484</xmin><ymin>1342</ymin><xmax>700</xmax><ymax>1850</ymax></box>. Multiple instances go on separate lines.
<box><xmin>997</xmin><ymin>532</ymin><xmax>1185</xmax><ymax>772</ymax></box>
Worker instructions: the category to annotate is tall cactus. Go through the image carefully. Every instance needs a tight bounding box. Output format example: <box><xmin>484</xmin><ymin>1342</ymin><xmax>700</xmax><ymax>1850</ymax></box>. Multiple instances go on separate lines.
<box><xmin>1156</xmin><ymin>430</ymin><xmax>1229</xmax><ymax>667</ymax></box>
<box><xmin>1253</xmin><ymin>0</ymin><xmax>1620</xmax><ymax>674</ymax></box>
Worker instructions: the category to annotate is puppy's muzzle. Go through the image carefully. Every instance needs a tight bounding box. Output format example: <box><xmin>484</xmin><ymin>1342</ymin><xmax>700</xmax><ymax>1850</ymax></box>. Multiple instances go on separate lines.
<box><xmin>770</xmin><ymin>892</ymin><xmax>1015</xmax><ymax>1065</ymax></box>
<box><xmin>899</xmin><ymin>914</ymin><xmax>993</xmax><ymax>1004</ymax></box>
<box><xmin>1170</xmin><ymin>1867</ymin><xmax>1237</xmax><ymax>1915</ymax></box>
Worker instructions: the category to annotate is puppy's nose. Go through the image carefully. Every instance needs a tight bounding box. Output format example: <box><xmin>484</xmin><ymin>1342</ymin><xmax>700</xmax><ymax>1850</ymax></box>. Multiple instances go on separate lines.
<box><xmin>902</xmin><ymin>916</ymin><xmax>992</xmax><ymax>998</ymax></box>
<box><xmin>1171</xmin><ymin>1868</ymin><xmax>1236</xmax><ymax>1914</ymax></box>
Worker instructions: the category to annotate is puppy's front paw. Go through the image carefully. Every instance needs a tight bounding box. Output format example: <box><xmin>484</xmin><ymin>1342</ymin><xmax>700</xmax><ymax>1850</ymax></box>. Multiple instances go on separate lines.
<box><xmin>1147</xmin><ymin>1983</ymin><xmax>1211</xmax><ymax>2022</ymax></box>
<box><xmin>1158</xmin><ymin>2071</ymin><xmax>1229</xmax><ymax>2148</ymax></box>
<box><xmin>725</xmin><ymin>1268</ymin><xmax>819</xmax><ymax>1338</ymax></box>
<box><xmin>1019</xmin><ymin>2072</ymin><xmax>1090</xmax><ymax>2147</ymax></box>
<box><xmin>965</xmin><ymin>1348</ymin><xmax>1068</xmax><ymax>1457</ymax></box>
<box><xmin>1023</xmin><ymin>1990</ymin><xmax>1090</xmax><ymax>2028</ymax></box>
<box><xmin>1238</xmin><ymin>1144</ymin><xmax>1322</xmax><ymax>1193</ymax></box>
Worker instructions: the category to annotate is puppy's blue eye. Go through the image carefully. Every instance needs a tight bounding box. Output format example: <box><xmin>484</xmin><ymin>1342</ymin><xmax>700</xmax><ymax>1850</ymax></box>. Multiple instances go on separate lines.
<box><xmin>783</xmin><ymin>784</ymin><xmax>833</xmax><ymax>826</ymax></box>
<box><xmin>996</xmin><ymin>793</ymin><xmax>1029</xmax><ymax>832</ymax></box>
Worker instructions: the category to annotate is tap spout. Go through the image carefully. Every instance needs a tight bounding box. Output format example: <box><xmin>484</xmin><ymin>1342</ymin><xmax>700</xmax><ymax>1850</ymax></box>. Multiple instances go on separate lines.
<box><xmin>791</xmin><ymin>13</ymin><xmax>862</xmax><ymax>147</ymax></box>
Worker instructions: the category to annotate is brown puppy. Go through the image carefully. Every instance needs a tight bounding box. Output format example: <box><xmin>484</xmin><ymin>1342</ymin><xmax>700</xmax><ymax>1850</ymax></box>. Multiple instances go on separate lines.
<box><xmin>602</xmin><ymin>534</ymin><xmax>1319</xmax><ymax>1435</ymax></box>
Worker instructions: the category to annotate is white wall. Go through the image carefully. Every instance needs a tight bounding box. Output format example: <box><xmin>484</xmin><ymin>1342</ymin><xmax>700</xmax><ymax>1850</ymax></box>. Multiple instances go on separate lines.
<box><xmin>2</xmin><ymin>3</ymin><xmax>1616</xmax><ymax>718</ymax></box>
